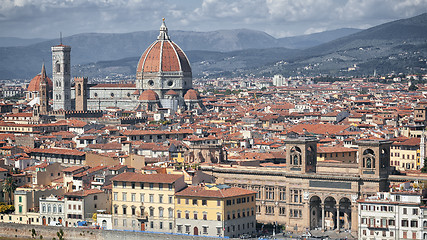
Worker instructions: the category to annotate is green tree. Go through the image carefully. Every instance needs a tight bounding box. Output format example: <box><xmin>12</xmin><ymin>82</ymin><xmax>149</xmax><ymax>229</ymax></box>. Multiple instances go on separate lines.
<box><xmin>2</xmin><ymin>177</ymin><xmax>17</xmax><ymax>205</ymax></box>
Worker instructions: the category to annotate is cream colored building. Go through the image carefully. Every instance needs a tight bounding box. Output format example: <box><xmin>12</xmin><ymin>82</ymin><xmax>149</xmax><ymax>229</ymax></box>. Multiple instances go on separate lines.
<box><xmin>390</xmin><ymin>138</ymin><xmax>420</xmax><ymax>171</ymax></box>
<box><xmin>110</xmin><ymin>172</ymin><xmax>186</xmax><ymax>232</ymax></box>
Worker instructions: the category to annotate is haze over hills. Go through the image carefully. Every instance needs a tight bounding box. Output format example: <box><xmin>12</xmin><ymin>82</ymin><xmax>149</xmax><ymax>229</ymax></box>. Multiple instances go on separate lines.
<box><xmin>0</xmin><ymin>28</ymin><xmax>360</xmax><ymax>79</ymax></box>
<box><xmin>1</xmin><ymin>13</ymin><xmax>427</xmax><ymax>79</ymax></box>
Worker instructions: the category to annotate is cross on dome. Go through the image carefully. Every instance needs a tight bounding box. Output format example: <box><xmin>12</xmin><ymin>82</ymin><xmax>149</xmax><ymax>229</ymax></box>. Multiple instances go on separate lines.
<box><xmin>157</xmin><ymin>18</ymin><xmax>170</xmax><ymax>40</ymax></box>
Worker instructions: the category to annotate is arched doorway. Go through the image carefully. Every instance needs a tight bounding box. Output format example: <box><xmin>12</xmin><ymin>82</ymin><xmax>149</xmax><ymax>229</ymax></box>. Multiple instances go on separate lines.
<box><xmin>102</xmin><ymin>220</ymin><xmax>107</xmax><ymax>229</ymax></box>
<box><xmin>42</xmin><ymin>216</ymin><xmax>46</xmax><ymax>225</ymax></box>
<box><xmin>339</xmin><ymin>197</ymin><xmax>352</xmax><ymax>230</ymax></box>
<box><xmin>58</xmin><ymin>217</ymin><xmax>62</xmax><ymax>225</ymax></box>
<box><xmin>324</xmin><ymin>197</ymin><xmax>337</xmax><ymax>230</ymax></box>
<box><xmin>309</xmin><ymin>196</ymin><xmax>321</xmax><ymax>229</ymax></box>
<box><xmin>194</xmin><ymin>226</ymin><xmax>198</xmax><ymax>235</ymax></box>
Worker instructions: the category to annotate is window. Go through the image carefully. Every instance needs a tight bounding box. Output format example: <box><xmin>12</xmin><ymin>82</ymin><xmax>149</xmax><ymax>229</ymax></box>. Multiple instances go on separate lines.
<box><xmin>185</xmin><ymin>199</ymin><xmax>189</xmax><ymax>205</ymax></box>
<box><xmin>140</xmin><ymin>183</ymin><xmax>144</xmax><ymax>189</ymax></box>
<box><xmin>122</xmin><ymin>193</ymin><xmax>127</xmax><ymax>201</ymax></box>
<box><xmin>291</xmin><ymin>189</ymin><xmax>301</xmax><ymax>203</ymax></box>
<box><xmin>150</xmin><ymin>221</ymin><xmax>154</xmax><ymax>229</ymax></box>
<box><xmin>169</xmin><ymin>208</ymin><xmax>173</xmax><ymax>218</ymax></box>
<box><xmin>131</xmin><ymin>182</ymin><xmax>135</xmax><ymax>189</ymax></box>
<box><xmin>185</xmin><ymin>211</ymin><xmax>190</xmax><ymax>219</ymax></box>
<box><xmin>402</xmin><ymin>220</ymin><xmax>409</xmax><ymax>227</ymax></box>
<box><xmin>159</xmin><ymin>208</ymin><xmax>164</xmax><ymax>218</ymax></box>
<box><xmin>114</xmin><ymin>206</ymin><xmax>118</xmax><ymax>214</ymax></box>
<box><xmin>169</xmin><ymin>195</ymin><xmax>173</xmax><ymax>204</ymax></box>
<box><xmin>279</xmin><ymin>207</ymin><xmax>286</xmax><ymax>216</ymax></box>
<box><xmin>159</xmin><ymin>195</ymin><xmax>163</xmax><ymax>203</ymax></box>
<box><xmin>203</xmin><ymin>212</ymin><xmax>207</xmax><ymax>220</ymax></box>
<box><xmin>149</xmin><ymin>194</ymin><xmax>154</xmax><ymax>203</ymax></box>
<box><xmin>193</xmin><ymin>199</ymin><xmax>197</xmax><ymax>205</ymax></box>
<box><xmin>217</xmin><ymin>213</ymin><xmax>221</xmax><ymax>221</ymax></box>
<box><xmin>194</xmin><ymin>212</ymin><xmax>198</xmax><ymax>220</ymax></box>
<box><xmin>149</xmin><ymin>183</ymin><xmax>154</xmax><ymax>189</ymax></box>
<box><xmin>159</xmin><ymin>183</ymin><xmax>163</xmax><ymax>190</ymax></box>
<box><xmin>389</xmin><ymin>219</ymin><xmax>395</xmax><ymax>226</ymax></box>
<box><xmin>168</xmin><ymin>184</ymin><xmax>173</xmax><ymax>190</ymax></box>
<box><xmin>122</xmin><ymin>182</ymin><xmax>126</xmax><ymax>188</ymax></box>
<box><xmin>114</xmin><ymin>219</ymin><xmax>118</xmax><ymax>226</ymax></box>
<box><xmin>203</xmin><ymin>226</ymin><xmax>208</xmax><ymax>234</ymax></box>
<box><xmin>217</xmin><ymin>227</ymin><xmax>221</xmax><ymax>235</ymax></box>
<box><xmin>122</xmin><ymin>207</ymin><xmax>127</xmax><ymax>215</ymax></box>
<box><xmin>265</xmin><ymin>206</ymin><xmax>274</xmax><ymax>215</ymax></box>
<box><xmin>177</xmin><ymin>225</ymin><xmax>182</xmax><ymax>233</ymax></box>
<box><xmin>265</xmin><ymin>186</ymin><xmax>275</xmax><ymax>200</ymax></box>
<box><xmin>279</xmin><ymin>187</ymin><xmax>286</xmax><ymax>201</ymax></box>
<box><xmin>202</xmin><ymin>200</ymin><xmax>207</xmax><ymax>206</ymax></box>
<box><xmin>149</xmin><ymin>208</ymin><xmax>154</xmax><ymax>217</ymax></box>
<box><xmin>412</xmin><ymin>209</ymin><xmax>419</xmax><ymax>215</ymax></box>
<box><xmin>403</xmin><ymin>208</ymin><xmax>407</xmax><ymax>214</ymax></box>
<box><xmin>177</xmin><ymin>211</ymin><xmax>181</xmax><ymax>218</ymax></box>
<box><xmin>411</xmin><ymin>220</ymin><xmax>418</xmax><ymax>228</ymax></box>
<box><xmin>140</xmin><ymin>194</ymin><xmax>145</xmax><ymax>202</ymax></box>
<box><xmin>131</xmin><ymin>193</ymin><xmax>136</xmax><ymax>202</ymax></box>
<box><xmin>169</xmin><ymin>222</ymin><xmax>173</xmax><ymax>230</ymax></box>
<box><xmin>217</xmin><ymin>200</ymin><xmax>221</xmax><ymax>206</ymax></box>
<box><xmin>185</xmin><ymin>225</ymin><xmax>190</xmax><ymax>233</ymax></box>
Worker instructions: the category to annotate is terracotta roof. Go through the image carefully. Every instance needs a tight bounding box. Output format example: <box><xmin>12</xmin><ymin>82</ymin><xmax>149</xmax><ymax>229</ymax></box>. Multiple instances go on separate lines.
<box><xmin>65</xmin><ymin>189</ymin><xmax>103</xmax><ymax>197</ymax></box>
<box><xmin>139</xmin><ymin>89</ymin><xmax>159</xmax><ymax>101</ymax></box>
<box><xmin>111</xmin><ymin>172</ymin><xmax>182</xmax><ymax>184</ymax></box>
<box><xmin>184</xmin><ymin>89</ymin><xmax>200</xmax><ymax>100</ymax></box>
<box><xmin>29</xmin><ymin>148</ymin><xmax>85</xmax><ymax>156</ymax></box>
<box><xmin>62</xmin><ymin>166</ymin><xmax>86</xmax><ymax>173</ymax></box>
<box><xmin>27</xmin><ymin>74</ymin><xmax>52</xmax><ymax>92</ymax></box>
<box><xmin>176</xmin><ymin>185</ymin><xmax>256</xmax><ymax>198</ymax></box>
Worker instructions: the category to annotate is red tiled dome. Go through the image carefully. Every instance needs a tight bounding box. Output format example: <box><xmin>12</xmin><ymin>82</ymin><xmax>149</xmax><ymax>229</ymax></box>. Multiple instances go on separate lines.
<box><xmin>136</xmin><ymin>20</ymin><xmax>191</xmax><ymax>75</ymax></box>
<box><xmin>165</xmin><ymin>90</ymin><xmax>178</xmax><ymax>96</ymax></box>
<box><xmin>28</xmin><ymin>74</ymin><xmax>52</xmax><ymax>92</ymax></box>
<box><xmin>184</xmin><ymin>89</ymin><xmax>199</xmax><ymax>100</ymax></box>
<box><xmin>139</xmin><ymin>90</ymin><xmax>159</xmax><ymax>101</ymax></box>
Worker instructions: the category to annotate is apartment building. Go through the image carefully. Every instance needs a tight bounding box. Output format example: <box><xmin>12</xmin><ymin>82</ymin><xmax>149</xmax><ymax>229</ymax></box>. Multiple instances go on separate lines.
<box><xmin>175</xmin><ymin>184</ymin><xmax>256</xmax><ymax>238</ymax></box>
<box><xmin>64</xmin><ymin>189</ymin><xmax>110</xmax><ymax>227</ymax></box>
<box><xmin>358</xmin><ymin>182</ymin><xmax>426</xmax><ymax>240</ymax></box>
<box><xmin>110</xmin><ymin>172</ymin><xmax>186</xmax><ymax>232</ymax></box>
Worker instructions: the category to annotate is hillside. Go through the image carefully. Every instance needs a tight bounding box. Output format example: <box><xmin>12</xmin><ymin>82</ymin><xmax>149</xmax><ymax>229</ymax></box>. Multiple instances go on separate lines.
<box><xmin>0</xmin><ymin>28</ymin><xmax>359</xmax><ymax>79</ymax></box>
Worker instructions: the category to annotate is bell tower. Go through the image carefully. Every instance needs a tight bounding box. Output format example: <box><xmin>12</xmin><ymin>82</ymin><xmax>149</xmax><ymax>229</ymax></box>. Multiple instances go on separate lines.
<box><xmin>285</xmin><ymin>137</ymin><xmax>318</xmax><ymax>173</ymax></box>
<box><xmin>52</xmin><ymin>40</ymin><xmax>72</xmax><ymax>111</ymax></box>
<box><xmin>39</xmin><ymin>63</ymin><xmax>49</xmax><ymax>115</ymax></box>
<box><xmin>74</xmin><ymin>77</ymin><xmax>88</xmax><ymax>111</ymax></box>
<box><xmin>357</xmin><ymin>139</ymin><xmax>392</xmax><ymax>193</ymax></box>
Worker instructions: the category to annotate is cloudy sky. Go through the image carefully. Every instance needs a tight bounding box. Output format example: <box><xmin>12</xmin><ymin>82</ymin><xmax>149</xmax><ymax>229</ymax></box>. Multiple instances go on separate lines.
<box><xmin>1</xmin><ymin>0</ymin><xmax>427</xmax><ymax>39</ymax></box>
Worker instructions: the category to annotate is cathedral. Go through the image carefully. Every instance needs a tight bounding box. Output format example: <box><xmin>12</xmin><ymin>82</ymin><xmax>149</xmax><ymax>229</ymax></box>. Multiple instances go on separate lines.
<box><xmin>26</xmin><ymin>19</ymin><xmax>204</xmax><ymax>114</ymax></box>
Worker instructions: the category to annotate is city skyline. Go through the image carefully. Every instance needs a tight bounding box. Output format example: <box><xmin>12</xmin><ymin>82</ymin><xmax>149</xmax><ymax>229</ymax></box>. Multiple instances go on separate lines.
<box><xmin>1</xmin><ymin>0</ymin><xmax>427</xmax><ymax>39</ymax></box>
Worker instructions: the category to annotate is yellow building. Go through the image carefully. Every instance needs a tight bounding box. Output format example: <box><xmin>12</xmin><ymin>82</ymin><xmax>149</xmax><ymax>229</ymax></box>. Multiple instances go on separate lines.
<box><xmin>175</xmin><ymin>184</ymin><xmax>256</xmax><ymax>238</ymax></box>
<box><xmin>317</xmin><ymin>146</ymin><xmax>357</xmax><ymax>163</ymax></box>
<box><xmin>390</xmin><ymin>138</ymin><xmax>420</xmax><ymax>171</ymax></box>
<box><xmin>111</xmin><ymin>172</ymin><xmax>186</xmax><ymax>232</ymax></box>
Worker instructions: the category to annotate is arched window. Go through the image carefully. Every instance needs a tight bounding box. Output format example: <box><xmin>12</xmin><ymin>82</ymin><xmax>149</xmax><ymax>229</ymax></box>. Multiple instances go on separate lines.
<box><xmin>56</xmin><ymin>62</ymin><xmax>60</xmax><ymax>72</ymax></box>
<box><xmin>42</xmin><ymin>204</ymin><xmax>46</xmax><ymax>213</ymax></box>
<box><xmin>53</xmin><ymin>205</ymin><xmax>57</xmax><ymax>213</ymax></box>
<box><xmin>47</xmin><ymin>204</ymin><xmax>51</xmax><ymax>213</ymax></box>
<box><xmin>78</xmin><ymin>84</ymin><xmax>81</xmax><ymax>96</ymax></box>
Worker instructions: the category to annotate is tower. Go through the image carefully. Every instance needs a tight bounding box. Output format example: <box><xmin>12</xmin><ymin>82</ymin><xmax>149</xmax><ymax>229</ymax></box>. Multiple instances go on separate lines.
<box><xmin>284</xmin><ymin>137</ymin><xmax>318</xmax><ymax>173</ymax></box>
<box><xmin>39</xmin><ymin>63</ymin><xmax>49</xmax><ymax>115</ymax></box>
<box><xmin>52</xmin><ymin>43</ymin><xmax>72</xmax><ymax>111</ymax></box>
<box><xmin>74</xmin><ymin>77</ymin><xmax>88</xmax><ymax>111</ymax></box>
<box><xmin>356</xmin><ymin>139</ymin><xmax>392</xmax><ymax>193</ymax></box>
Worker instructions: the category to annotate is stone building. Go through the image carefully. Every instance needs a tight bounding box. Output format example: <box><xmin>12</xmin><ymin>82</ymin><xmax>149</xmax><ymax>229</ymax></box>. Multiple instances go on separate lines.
<box><xmin>201</xmin><ymin>137</ymin><xmax>394</xmax><ymax>234</ymax></box>
<box><xmin>26</xmin><ymin>20</ymin><xmax>204</xmax><ymax>114</ymax></box>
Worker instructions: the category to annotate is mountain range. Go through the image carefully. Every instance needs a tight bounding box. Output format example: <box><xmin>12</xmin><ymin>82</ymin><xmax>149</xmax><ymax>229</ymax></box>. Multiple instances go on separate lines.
<box><xmin>1</xmin><ymin>12</ymin><xmax>427</xmax><ymax>80</ymax></box>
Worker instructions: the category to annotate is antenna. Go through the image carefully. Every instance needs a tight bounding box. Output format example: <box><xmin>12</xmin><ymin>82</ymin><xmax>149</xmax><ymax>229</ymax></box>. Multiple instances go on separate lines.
<box><xmin>60</xmin><ymin>32</ymin><xmax>62</xmax><ymax>45</ymax></box>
